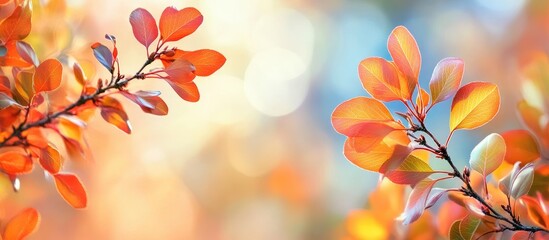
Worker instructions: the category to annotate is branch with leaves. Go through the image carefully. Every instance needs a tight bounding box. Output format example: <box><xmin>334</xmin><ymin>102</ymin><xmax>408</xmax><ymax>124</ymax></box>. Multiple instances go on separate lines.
<box><xmin>0</xmin><ymin>2</ymin><xmax>224</xmax><ymax>238</ymax></box>
<box><xmin>332</xmin><ymin>26</ymin><xmax>548</xmax><ymax>239</ymax></box>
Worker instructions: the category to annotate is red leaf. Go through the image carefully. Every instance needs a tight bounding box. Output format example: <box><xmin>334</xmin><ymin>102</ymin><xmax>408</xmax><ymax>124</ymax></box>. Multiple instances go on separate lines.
<box><xmin>121</xmin><ymin>91</ymin><xmax>168</xmax><ymax>115</ymax></box>
<box><xmin>99</xmin><ymin>96</ymin><xmax>132</xmax><ymax>134</ymax></box>
<box><xmin>178</xmin><ymin>49</ymin><xmax>226</xmax><ymax>76</ymax></box>
<box><xmin>129</xmin><ymin>8</ymin><xmax>158</xmax><ymax>48</ymax></box>
<box><xmin>164</xmin><ymin>57</ymin><xmax>196</xmax><ymax>83</ymax></box>
<box><xmin>3</xmin><ymin>208</ymin><xmax>40</xmax><ymax>240</ymax></box>
<box><xmin>0</xmin><ymin>151</ymin><xmax>33</xmax><ymax>174</ymax></box>
<box><xmin>53</xmin><ymin>173</ymin><xmax>87</xmax><ymax>208</ymax></box>
<box><xmin>159</xmin><ymin>7</ymin><xmax>203</xmax><ymax>42</ymax></box>
<box><xmin>39</xmin><ymin>145</ymin><xmax>62</xmax><ymax>174</ymax></box>
<box><xmin>0</xmin><ymin>5</ymin><xmax>31</xmax><ymax>42</ymax></box>
<box><xmin>33</xmin><ymin>59</ymin><xmax>63</xmax><ymax>93</ymax></box>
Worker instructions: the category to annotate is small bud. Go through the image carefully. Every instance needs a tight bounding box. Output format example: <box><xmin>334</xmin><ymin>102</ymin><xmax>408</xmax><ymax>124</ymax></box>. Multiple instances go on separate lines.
<box><xmin>163</xmin><ymin>50</ymin><xmax>175</xmax><ymax>57</ymax></box>
<box><xmin>97</xmin><ymin>79</ymin><xmax>103</xmax><ymax>89</ymax></box>
<box><xmin>481</xmin><ymin>206</ymin><xmax>490</xmax><ymax>215</ymax></box>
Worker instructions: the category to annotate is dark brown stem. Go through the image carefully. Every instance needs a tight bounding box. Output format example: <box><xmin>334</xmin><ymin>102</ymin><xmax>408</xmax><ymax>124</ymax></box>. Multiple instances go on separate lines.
<box><xmin>410</xmin><ymin>124</ymin><xmax>549</xmax><ymax>235</ymax></box>
<box><xmin>0</xmin><ymin>52</ymin><xmax>158</xmax><ymax>148</ymax></box>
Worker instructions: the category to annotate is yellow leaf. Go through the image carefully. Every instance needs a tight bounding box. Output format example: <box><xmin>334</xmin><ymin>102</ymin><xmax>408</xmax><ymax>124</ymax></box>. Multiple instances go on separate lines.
<box><xmin>449</xmin><ymin>82</ymin><xmax>500</xmax><ymax>131</ymax></box>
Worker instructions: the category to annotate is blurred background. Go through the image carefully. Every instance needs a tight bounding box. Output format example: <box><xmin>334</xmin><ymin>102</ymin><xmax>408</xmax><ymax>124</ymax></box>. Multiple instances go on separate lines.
<box><xmin>1</xmin><ymin>0</ymin><xmax>549</xmax><ymax>239</ymax></box>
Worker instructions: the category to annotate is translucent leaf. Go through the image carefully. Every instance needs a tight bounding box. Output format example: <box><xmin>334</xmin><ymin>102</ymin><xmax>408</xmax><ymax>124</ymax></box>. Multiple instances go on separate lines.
<box><xmin>167</xmin><ymin>80</ymin><xmax>200</xmax><ymax>102</ymax></box>
<box><xmin>501</xmin><ymin>130</ymin><xmax>540</xmax><ymax>164</ymax></box>
<box><xmin>344</xmin><ymin>138</ymin><xmax>409</xmax><ymax>173</ymax></box>
<box><xmin>99</xmin><ymin>96</ymin><xmax>131</xmax><ymax>134</ymax></box>
<box><xmin>159</xmin><ymin>7</ymin><xmax>203</xmax><ymax>42</ymax></box>
<box><xmin>449</xmin><ymin>82</ymin><xmax>500</xmax><ymax>131</ymax></box>
<box><xmin>458</xmin><ymin>215</ymin><xmax>481</xmax><ymax>240</ymax></box>
<box><xmin>33</xmin><ymin>58</ymin><xmax>63</xmax><ymax>93</ymax></box>
<box><xmin>129</xmin><ymin>8</ymin><xmax>158</xmax><ymax>48</ymax></box>
<box><xmin>429</xmin><ymin>57</ymin><xmax>464</xmax><ymax>105</ymax></box>
<box><xmin>177</xmin><ymin>49</ymin><xmax>226</xmax><ymax>76</ymax></box>
<box><xmin>0</xmin><ymin>151</ymin><xmax>33</xmax><ymax>174</ymax></box>
<box><xmin>469</xmin><ymin>133</ymin><xmax>505</xmax><ymax>177</ymax></box>
<box><xmin>385</xmin><ymin>154</ymin><xmax>435</xmax><ymax>185</ymax></box>
<box><xmin>358</xmin><ymin>57</ymin><xmax>403</xmax><ymax>102</ymax></box>
<box><xmin>3</xmin><ymin>208</ymin><xmax>40</xmax><ymax>240</ymax></box>
<box><xmin>397</xmin><ymin>178</ymin><xmax>437</xmax><ymax>224</ymax></box>
<box><xmin>0</xmin><ymin>5</ymin><xmax>31</xmax><ymax>42</ymax></box>
<box><xmin>73</xmin><ymin>62</ymin><xmax>86</xmax><ymax>86</ymax></box>
<box><xmin>53</xmin><ymin>173</ymin><xmax>87</xmax><ymax>208</ymax></box>
<box><xmin>448</xmin><ymin>221</ymin><xmax>465</xmax><ymax>240</ymax></box>
<box><xmin>331</xmin><ymin>97</ymin><xmax>393</xmax><ymax>135</ymax></box>
<box><xmin>415</xmin><ymin>87</ymin><xmax>429</xmax><ymax>114</ymax></box>
<box><xmin>39</xmin><ymin>145</ymin><xmax>62</xmax><ymax>174</ymax></box>
<box><xmin>387</xmin><ymin>26</ymin><xmax>420</xmax><ymax>99</ymax></box>
<box><xmin>164</xmin><ymin>57</ymin><xmax>196</xmax><ymax>83</ymax></box>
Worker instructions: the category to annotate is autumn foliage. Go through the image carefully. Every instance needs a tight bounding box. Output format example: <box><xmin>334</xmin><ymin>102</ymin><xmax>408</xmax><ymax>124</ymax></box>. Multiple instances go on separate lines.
<box><xmin>0</xmin><ymin>1</ymin><xmax>224</xmax><ymax>238</ymax></box>
<box><xmin>333</xmin><ymin>26</ymin><xmax>548</xmax><ymax>239</ymax></box>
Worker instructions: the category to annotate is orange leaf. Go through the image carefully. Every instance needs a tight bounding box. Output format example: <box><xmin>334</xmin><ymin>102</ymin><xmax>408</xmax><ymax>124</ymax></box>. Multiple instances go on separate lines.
<box><xmin>449</xmin><ymin>82</ymin><xmax>500</xmax><ymax>131</ymax></box>
<box><xmin>501</xmin><ymin>130</ymin><xmax>540</xmax><ymax>164</ymax></box>
<box><xmin>0</xmin><ymin>151</ymin><xmax>32</xmax><ymax>174</ymax></box>
<box><xmin>387</xmin><ymin>26</ymin><xmax>420</xmax><ymax>92</ymax></box>
<box><xmin>0</xmin><ymin>40</ymin><xmax>32</xmax><ymax>68</ymax></box>
<box><xmin>3</xmin><ymin>208</ymin><xmax>40</xmax><ymax>240</ymax></box>
<box><xmin>72</xmin><ymin>62</ymin><xmax>86</xmax><ymax>86</ymax></box>
<box><xmin>129</xmin><ymin>8</ymin><xmax>158</xmax><ymax>48</ymax></box>
<box><xmin>178</xmin><ymin>49</ymin><xmax>226</xmax><ymax>76</ymax></box>
<box><xmin>358</xmin><ymin>57</ymin><xmax>403</xmax><ymax>102</ymax></box>
<box><xmin>33</xmin><ymin>59</ymin><xmax>63</xmax><ymax>93</ymax></box>
<box><xmin>338</xmin><ymin>121</ymin><xmax>403</xmax><ymax>137</ymax></box>
<box><xmin>167</xmin><ymin>80</ymin><xmax>200</xmax><ymax>102</ymax></box>
<box><xmin>429</xmin><ymin>57</ymin><xmax>464</xmax><ymax>105</ymax></box>
<box><xmin>0</xmin><ymin>5</ymin><xmax>31</xmax><ymax>42</ymax></box>
<box><xmin>517</xmin><ymin>100</ymin><xmax>544</xmax><ymax>136</ymax></box>
<box><xmin>415</xmin><ymin>87</ymin><xmax>429</xmax><ymax>116</ymax></box>
<box><xmin>53</xmin><ymin>173</ymin><xmax>87</xmax><ymax>208</ymax></box>
<box><xmin>332</xmin><ymin>97</ymin><xmax>393</xmax><ymax>135</ymax></box>
<box><xmin>99</xmin><ymin>97</ymin><xmax>131</xmax><ymax>134</ymax></box>
<box><xmin>39</xmin><ymin>145</ymin><xmax>62</xmax><ymax>174</ymax></box>
<box><xmin>344</xmin><ymin>137</ymin><xmax>410</xmax><ymax>173</ymax></box>
<box><xmin>159</xmin><ymin>7</ymin><xmax>203</xmax><ymax>42</ymax></box>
